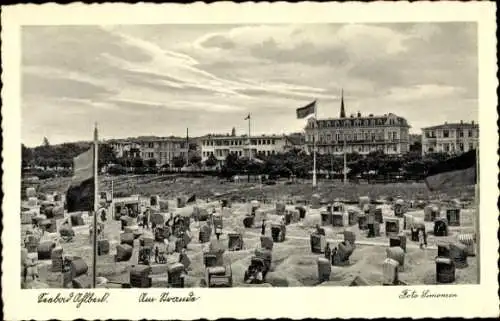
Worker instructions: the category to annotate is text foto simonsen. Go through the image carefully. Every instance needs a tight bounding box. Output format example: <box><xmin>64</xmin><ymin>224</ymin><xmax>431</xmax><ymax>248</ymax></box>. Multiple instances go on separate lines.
<box><xmin>399</xmin><ymin>289</ymin><xmax>458</xmax><ymax>299</ymax></box>
<box><xmin>38</xmin><ymin>292</ymin><xmax>110</xmax><ymax>308</ymax></box>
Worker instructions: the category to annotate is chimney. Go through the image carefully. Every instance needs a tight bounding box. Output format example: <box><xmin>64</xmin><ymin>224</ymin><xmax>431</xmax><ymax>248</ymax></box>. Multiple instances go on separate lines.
<box><xmin>460</xmin><ymin>120</ymin><xmax>463</xmax><ymax>124</ymax></box>
<box><xmin>357</xmin><ymin>111</ymin><xmax>361</xmax><ymax>117</ymax></box>
<box><xmin>471</xmin><ymin>121</ymin><xmax>474</xmax><ymax>125</ymax></box>
<box><xmin>231</xmin><ymin>127</ymin><xmax>236</xmax><ymax>136</ymax></box>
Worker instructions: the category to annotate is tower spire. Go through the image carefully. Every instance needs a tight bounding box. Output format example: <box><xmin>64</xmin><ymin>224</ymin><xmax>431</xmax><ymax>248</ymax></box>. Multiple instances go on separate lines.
<box><xmin>340</xmin><ymin>89</ymin><xmax>346</xmax><ymax>118</ymax></box>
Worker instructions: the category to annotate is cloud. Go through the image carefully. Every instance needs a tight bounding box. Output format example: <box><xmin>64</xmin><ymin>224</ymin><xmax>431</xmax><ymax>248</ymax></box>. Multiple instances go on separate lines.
<box><xmin>21</xmin><ymin>23</ymin><xmax>478</xmax><ymax>147</ymax></box>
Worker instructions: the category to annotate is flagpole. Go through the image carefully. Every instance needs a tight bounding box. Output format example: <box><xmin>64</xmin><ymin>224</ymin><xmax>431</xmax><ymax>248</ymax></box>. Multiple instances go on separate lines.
<box><xmin>312</xmin><ymin>103</ymin><xmax>317</xmax><ymax>188</ymax></box>
<box><xmin>186</xmin><ymin>128</ymin><xmax>189</xmax><ymax>166</ymax></box>
<box><xmin>92</xmin><ymin>123</ymin><xmax>99</xmax><ymax>288</ymax></box>
<box><xmin>248</xmin><ymin>114</ymin><xmax>251</xmax><ymax>183</ymax></box>
<box><xmin>343</xmin><ymin>139</ymin><xmax>347</xmax><ymax>185</ymax></box>
<box><xmin>248</xmin><ymin>114</ymin><xmax>251</xmax><ymax>161</ymax></box>
<box><xmin>111</xmin><ymin>179</ymin><xmax>114</xmax><ymax>220</ymax></box>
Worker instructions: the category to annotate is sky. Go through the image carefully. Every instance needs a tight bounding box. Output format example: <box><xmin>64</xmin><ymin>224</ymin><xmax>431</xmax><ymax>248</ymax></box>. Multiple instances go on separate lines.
<box><xmin>21</xmin><ymin>22</ymin><xmax>478</xmax><ymax>147</ymax></box>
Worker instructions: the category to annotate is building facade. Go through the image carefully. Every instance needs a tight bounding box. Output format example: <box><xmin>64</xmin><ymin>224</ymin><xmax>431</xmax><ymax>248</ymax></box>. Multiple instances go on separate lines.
<box><xmin>421</xmin><ymin>121</ymin><xmax>478</xmax><ymax>156</ymax></box>
<box><xmin>303</xmin><ymin>94</ymin><xmax>410</xmax><ymax>156</ymax></box>
<box><xmin>108</xmin><ymin>140</ymin><xmax>142</xmax><ymax>159</ymax></box>
<box><xmin>108</xmin><ymin>137</ymin><xmax>189</xmax><ymax>167</ymax></box>
<box><xmin>304</xmin><ymin>110</ymin><xmax>411</xmax><ymax>156</ymax></box>
<box><xmin>200</xmin><ymin>133</ymin><xmax>289</xmax><ymax>165</ymax></box>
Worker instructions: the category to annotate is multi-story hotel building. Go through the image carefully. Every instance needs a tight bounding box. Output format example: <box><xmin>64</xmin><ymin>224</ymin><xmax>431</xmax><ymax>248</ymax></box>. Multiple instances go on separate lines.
<box><xmin>108</xmin><ymin>140</ymin><xmax>142</xmax><ymax>158</ymax></box>
<box><xmin>421</xmin><ymin>121</ymin><xmax>478</xmax><ymax>156</ymax></box>
<box><xmin>200</xmin><ymin>130</ymin><xmax>290</xmax><ymax>165</ymax></box>
<box><xmin>304</xmin><ymin>96</ymin><xmax>411</xmax><ymax>155</ymax></box>
<box><xmin>108</xmin><ymin>137</ymin><xmax>189</xmax><ymax>166</ymax></box>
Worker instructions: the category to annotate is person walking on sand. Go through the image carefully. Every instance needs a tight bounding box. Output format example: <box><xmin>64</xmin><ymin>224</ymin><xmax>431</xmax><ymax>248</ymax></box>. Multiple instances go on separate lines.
<box><xmin>418</xmin><ymin>229</ymin><xmax>425</xmax><ymax>249</ymax></box>
<box><xmin>143</xmin><ymin>209</ymin><xmax>149</xmax><ymax>230</ymax></box>
<box><xmin>325</xmin><ymin>242</ymin><xmax>331</xmax><ymax>260</ymax></box>
<box><xmin>261</xmin><ymin>219</ymin><xmax>266</xmax><ymax>236</ymax></box>
<box><xmin>154</xmin><ymin>245</ymin><xmax>159</xmax><ymax>264</ymax></box>
<box><xmin>99</xmin><ymin>207</ymin><xmax>107</xmax><ymax>222</ymax></box>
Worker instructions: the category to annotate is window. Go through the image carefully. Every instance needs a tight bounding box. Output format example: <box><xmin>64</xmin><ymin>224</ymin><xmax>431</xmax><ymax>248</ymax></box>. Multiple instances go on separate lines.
<box><xmin>469</xmin><ymin>130</ymin><xmax>473</xmax><ymax>137</ymax></box>
<box><xmin>459</xmin><ymin>131</ymin><xmax>464</xmax><ymax>138</ymax></box>
<box><xmin>392</xmin><ymin>132</ymin><xmax>397</xmax><ymax>140</ymax></box>
<box><xmin>443</xmin><ymin>130</ymin><xmax>449</xmax><ymax>138</ymax></box>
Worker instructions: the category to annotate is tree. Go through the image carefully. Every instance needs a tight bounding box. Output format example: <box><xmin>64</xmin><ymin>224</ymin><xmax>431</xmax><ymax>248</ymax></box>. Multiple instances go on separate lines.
<box><xmin>42</xmin><ymin>137</ymin><xmax>50</xmax><ymax>147</ymax></box>
<box><xmin>172</xmin><ymin>156</ymin><xmax>186</xmax><ymax>168</ymax></box>
<box><xmin>224</xmin><ymin>153</ymin><xmax>242</xmax><ymax>171</ymax></box>
<box><xmin>145</xmin><ymin>158</ymin><xmax>157</xmax><ymax>168</ymax></box>
<box><xmin>98</xmin><ymin>144</ymin><xmax>118</xmax><ymax>169</ymax></box>
<box><xmin>189</xmin><ymin>154</ymin><xmax>202</xmax><ymax>166</ymax></box>
<box><xmin>132</xmin><ymin>157</ymin><xmax>144</xmax><ymax>168</ymax></box>
<box><xmin>21</xmin><ymin>144</ymin><xmax>33</xmax><ymax>168</ymax></box>
<box><xmin>409</xmin><ymin>141</ymin><xmax>422</xmax><ymax>153</ymax></box>
<box><xmin>117</xmin><ymin>157</ymin><xmax>132</xmax><ymax>168</ymax></box>
<box><xmin>204</xmin><ymin>154</ymin><xmax>218</xmax><ymax>167</ymax></box>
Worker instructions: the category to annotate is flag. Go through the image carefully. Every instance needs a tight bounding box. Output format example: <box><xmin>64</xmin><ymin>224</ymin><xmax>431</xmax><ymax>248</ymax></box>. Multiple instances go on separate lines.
<box><xmin>244</xmin><ymin>114</ymin><xmax>250</xmax><ymax>120</ymax></box>
<box><xmin>424</xmin><ymin>150</ymin><xmax>477</xmax><ymax>191</ymax></box>
<box><xmin>66</xmin><ymin>148</ymin><xmax>95</xmax><ymax>213</ymax></box>
<box><xmin>187</xmin><ymin>194</ymin><xmax>196</xmax><ymax>204</ymax></box>
<box><xmin>296</xmin><ymin>100</ymin><xmax>316</xmax><ymax>119</ymax></box>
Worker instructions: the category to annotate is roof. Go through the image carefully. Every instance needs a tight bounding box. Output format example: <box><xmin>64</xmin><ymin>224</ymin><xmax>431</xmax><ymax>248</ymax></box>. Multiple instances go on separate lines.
<box><xmin>422</xmin><ymin>122</ymin><xmax>478</xmax><ymax>130</ymax></box>
<box><xmin>306</xmin><ymin>113</ymin><xmax>410</xmax><ymax>129</ymax></box>
<box><xmin>201</xmin><ymin>134</ymin><xmax>285</xmax><ymax>140</ymax></box>
<box><xmin>107</xmin><ymin>137</ymin><xmax>186</xmax><ymax>144</ymax></box>
<box><xmin>284</xmin><ymin>134</ymin><xmax>306</xmax><ymax>145</ymax></box>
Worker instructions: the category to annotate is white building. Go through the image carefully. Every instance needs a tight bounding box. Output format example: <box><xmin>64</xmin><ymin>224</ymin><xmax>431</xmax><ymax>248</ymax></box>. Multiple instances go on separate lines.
<box><xmin>200</xmin><ymin>133</ymin><xmax>289</xmax><ymax>165</ymax></box>
<box><xmin>303</xmin><ymin>95</ymin><xmax>411</xmax><ymax>156</ymax></box>
<box><xmin>304</xmin><ymin>112</ymin><xmax>411</xmax><ymax>155</ymax></box>
<box><xmin>421</xmin><ymin>121</ymin><xmax>479</xmax><ymax>156</ymax></box>
<box><xmin>108</xmin><ymin>140</ymin><xmax>142</xmax><ymax>158</ymax></box>
<box><xmin>108</xmin><ymin>137</ymin><xmax>188</xmax><ymax>166</ymax></box>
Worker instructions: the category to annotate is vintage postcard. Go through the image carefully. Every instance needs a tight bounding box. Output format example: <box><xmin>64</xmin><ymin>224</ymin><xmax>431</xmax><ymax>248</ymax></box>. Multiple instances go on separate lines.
<box><xmin>1</xmin><ymin>2</ymin><xmax>498</xmax><ymax>320</ymax></box>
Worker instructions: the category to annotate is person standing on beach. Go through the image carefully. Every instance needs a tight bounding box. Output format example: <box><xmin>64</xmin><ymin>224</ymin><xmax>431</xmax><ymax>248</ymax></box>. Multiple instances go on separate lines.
<box><xmin>143</xmin><ymin>208</ymin><xmax>149</xmax><ymax>229</ymax></box>
<box><xmin>154</xmin><ymin>245</ymin><xmax>159</xmax><ymax>263</ymax></box>
<box><xmin>325</xmin><ymin>242</ymin><xmax>331</xmax><ymax>260</ymax></box>
<box><xmin>261</xmin><ymin>220</ymin><xmax>266</xmax><ymax>236</ymax></box>
<box><xmin>418</xmin><ymin>229</ymin><xmax>425</xmax><ymax>249</ymax></box>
